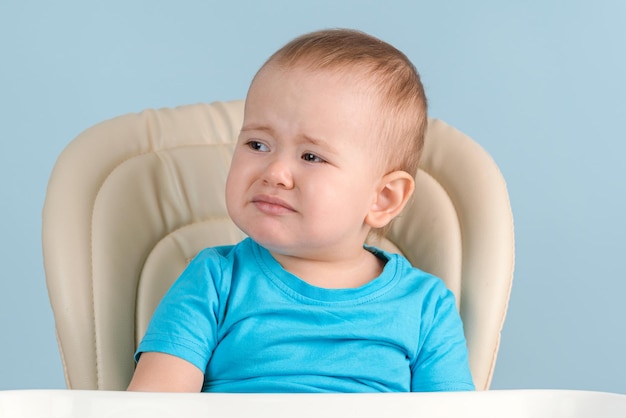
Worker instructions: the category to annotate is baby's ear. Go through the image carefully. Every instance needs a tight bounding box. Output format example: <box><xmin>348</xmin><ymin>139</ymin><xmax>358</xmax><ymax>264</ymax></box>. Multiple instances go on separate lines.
<box><xmin>365</xmin><ymin>171</ymin><xmax>415</xmax><ymax>229</ymax></box>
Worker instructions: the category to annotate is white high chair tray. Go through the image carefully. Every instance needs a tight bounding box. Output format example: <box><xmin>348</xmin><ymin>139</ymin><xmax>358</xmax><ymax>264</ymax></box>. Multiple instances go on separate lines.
<box><xmin>1</xmin><ymin>389</ymin><xmax>625</xmax><ymax>418</ymax></box>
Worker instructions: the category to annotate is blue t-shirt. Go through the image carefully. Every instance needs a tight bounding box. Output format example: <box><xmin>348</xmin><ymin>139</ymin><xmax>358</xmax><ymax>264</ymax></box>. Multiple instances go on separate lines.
<box><xmin>136</xmin><ymin>238</ymin><xmax>474</xmax><ymax>392</ymax></box>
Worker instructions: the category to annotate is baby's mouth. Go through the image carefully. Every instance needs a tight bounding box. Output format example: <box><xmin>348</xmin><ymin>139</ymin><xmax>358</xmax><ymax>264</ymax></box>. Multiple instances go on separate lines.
<box><xmin>251</xmin><ymin>195</ymin><xmax>296</xmax><ymax>215</ymax></box>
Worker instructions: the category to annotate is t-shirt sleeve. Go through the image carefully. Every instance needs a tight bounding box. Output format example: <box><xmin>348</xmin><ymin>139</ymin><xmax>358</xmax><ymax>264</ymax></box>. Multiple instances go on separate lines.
<box><xmin>410</xmin><ymin>281</ymin><xmax>475</xmax><ymax>392</ymax></box>
<box><xmin>134</xmin><ymin>250</ymin><xmax>224</xmax><ymax>373</ymax></box>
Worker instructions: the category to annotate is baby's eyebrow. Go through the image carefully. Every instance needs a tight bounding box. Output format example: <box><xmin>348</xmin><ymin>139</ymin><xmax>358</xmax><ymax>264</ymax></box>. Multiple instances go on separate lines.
<box><xmin>240</xmin><ymin>124</ymin><xmax>273</xmax><ymax>134</ymax></box>
<box><xmin>300</xmin><ymin>134</ymin><xmax>338</xmax><ymax>154</ymax></box>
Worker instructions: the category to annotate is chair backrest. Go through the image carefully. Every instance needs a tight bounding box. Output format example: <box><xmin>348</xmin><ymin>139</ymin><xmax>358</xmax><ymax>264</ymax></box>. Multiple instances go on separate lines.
<box><xmin>42</xmin><ymin>100</ymin><xmax>514</xmax><ymax>391</ymax></box>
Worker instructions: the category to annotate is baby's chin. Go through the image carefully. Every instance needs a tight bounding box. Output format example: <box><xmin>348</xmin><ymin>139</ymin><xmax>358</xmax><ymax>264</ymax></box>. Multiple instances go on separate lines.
<box><xmin>233</xmin><ymin>217</ymin><xmax>295</xmax><ymax>249</ymax></box>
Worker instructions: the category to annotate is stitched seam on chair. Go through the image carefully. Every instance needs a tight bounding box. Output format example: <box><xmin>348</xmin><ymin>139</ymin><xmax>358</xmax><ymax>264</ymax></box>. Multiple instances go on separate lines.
<box><xmin>416</xmin><ymin>163</ymin><xmax>489</xmax><ymax>390</ymax></box>
<box><xmin>480</xmin><ymin>167</ymin><xmax>515</xmax><ymax>390</ymax></box>
<box><xmin>420</xmin><ymin>151</ymin><xmax>515</xmax><ymax>389</ymax></box>
<box><xmin>485</xmin><ymin>218</ymin><xmax>515</xmax><ymax>389</ymax></box>
<box><xmin>165</xmin><ymin>217</ymin><xmax>236</xmax><ymax>264</ymax></box>
<box><xmin>90</xmin><ymin>142</ymin><xmax>233</xmax><ymax>389</ymax></box>
<box><xmin>55</xmin><ymin>329</ymin><xmax>72</xmax><ymax>389</ymax></box>
<box><xmin>90</xmin><ymin>187</ymin><xmax>99</xmax><ymax>388</ymax></box>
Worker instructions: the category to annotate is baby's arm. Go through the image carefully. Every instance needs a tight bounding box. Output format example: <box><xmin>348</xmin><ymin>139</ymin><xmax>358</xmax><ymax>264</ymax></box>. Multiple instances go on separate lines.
<box><xmin>127</xmin><ymin>352</ymin><xmax>204</xmax><ymax>392</ymax></box>
<box><xmin>129</xmin><ymin>249</ymin><xmax>223</xmax><ymax>392</ymax></box>
<box><xmin>411</xmin><ymin>282</ymin><xmax>475</xmax><ymax>392</ymax></box>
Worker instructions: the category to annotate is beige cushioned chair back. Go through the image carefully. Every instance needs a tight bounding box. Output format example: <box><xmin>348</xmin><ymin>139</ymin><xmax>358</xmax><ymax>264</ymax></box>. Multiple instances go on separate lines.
<box><xmin>43</xmin><ymin>100</ymin><xmax>514</xmax><ymax>391</ymax></box>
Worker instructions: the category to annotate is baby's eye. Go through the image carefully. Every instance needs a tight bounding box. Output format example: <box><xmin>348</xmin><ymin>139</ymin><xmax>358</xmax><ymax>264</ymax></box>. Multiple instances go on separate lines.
<box><xmin>246</xmin><ymin>140</ymin><xmax>270</xmax><ymax>152</ymax></box>
<box><xmin>302</xmin><ymin>153</ymin><xmax>326</xmax><ymax>163</ymax></box>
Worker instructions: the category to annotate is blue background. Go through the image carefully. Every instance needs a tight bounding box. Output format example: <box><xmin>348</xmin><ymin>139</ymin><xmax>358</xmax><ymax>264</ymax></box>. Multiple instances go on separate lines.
<box><xmin>1</xmin><ymin>1</ymin><xmax>625</xmax><ymax>392</ymax></box>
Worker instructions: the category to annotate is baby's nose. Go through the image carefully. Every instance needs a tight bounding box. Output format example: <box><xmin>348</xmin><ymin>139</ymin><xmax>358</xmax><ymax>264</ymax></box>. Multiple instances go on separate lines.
<box><xmin>263</xmin><ymin>159</ymin><xmax>294</xmax><ymax>189</ymax></box>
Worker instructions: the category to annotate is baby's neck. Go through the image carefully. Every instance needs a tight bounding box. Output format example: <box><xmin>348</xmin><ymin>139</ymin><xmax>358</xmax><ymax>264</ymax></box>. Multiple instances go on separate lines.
<box><xmin>271</xmin><ymin>248</ymin><xmax>385</xmax><ymax>289</ymax></box>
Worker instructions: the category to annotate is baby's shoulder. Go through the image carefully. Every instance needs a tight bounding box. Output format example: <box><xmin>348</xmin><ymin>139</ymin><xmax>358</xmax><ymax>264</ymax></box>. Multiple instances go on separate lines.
<box><xmin>384</xmin><ymin>251</ymin><xmax>453</xmax><ymax>300</ymax></box>
<box><xmin>188</xmin><ymin>238</ymin><xmax>259</xmax><ymax>280</ymax></box>
<box><xmin>193</xmin><ymin>243</ymin><xmax>237</xmax><ymax>262</ymax></box>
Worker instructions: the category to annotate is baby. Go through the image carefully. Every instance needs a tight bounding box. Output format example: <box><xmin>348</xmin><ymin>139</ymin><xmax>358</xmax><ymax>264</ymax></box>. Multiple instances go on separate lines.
<box><xmin>128</xmin><ymin>29</ymin><xmax>474</xmax><ymax>392</ymax></box>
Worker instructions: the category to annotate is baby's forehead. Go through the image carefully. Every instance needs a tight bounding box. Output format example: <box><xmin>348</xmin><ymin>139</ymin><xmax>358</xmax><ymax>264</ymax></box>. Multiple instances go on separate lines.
<box><xmin>252</xmin><ymin>62</ymin><xmax>385</xmax><ymax>104</ymax></box>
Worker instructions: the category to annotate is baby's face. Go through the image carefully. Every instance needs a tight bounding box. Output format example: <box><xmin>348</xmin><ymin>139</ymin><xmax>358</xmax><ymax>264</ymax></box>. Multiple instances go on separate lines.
<box><xmin>225</xmin><ymin>65</ymin><xmax>385</xmax><ymax>260</ymax></box>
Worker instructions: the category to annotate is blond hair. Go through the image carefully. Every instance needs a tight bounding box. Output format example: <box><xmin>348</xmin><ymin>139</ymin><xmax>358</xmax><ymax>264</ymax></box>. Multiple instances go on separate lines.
<box><xmin>257</xmin><ymin>28</ymin><xmax>428</xmax><ymax>177</ymax></box>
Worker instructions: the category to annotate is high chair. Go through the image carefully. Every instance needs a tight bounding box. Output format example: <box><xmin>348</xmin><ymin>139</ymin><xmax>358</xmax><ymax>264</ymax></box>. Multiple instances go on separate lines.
<box><xmin>42</xmin><ymin>100</ymin><xmax>514</xmax><ymax>390</ymax></box>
